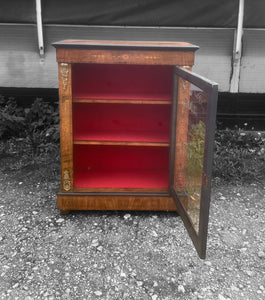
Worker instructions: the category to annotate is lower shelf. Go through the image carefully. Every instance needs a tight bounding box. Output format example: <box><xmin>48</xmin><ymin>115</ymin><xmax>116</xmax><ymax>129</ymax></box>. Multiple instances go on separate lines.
<box><xmin>57</xmin><ymin>192</ymin><xmax>177</xmax><ymax>211</ymax></box>
<box><xmin>74</xmin><ymin>169</ymin><xmax>169</xmax><ymax>189</ymax></box>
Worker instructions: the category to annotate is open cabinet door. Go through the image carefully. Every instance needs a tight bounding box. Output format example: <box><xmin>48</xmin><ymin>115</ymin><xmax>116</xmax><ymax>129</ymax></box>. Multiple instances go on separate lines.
<box><xmin>170</xmin><ymin>66</ymin><xmax>218</xmax><ymax>259</ymax></box>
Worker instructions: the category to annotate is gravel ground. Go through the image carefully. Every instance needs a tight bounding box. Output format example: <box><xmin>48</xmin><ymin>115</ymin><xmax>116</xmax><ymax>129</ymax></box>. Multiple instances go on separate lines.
<box><xmin>0</xmin><ymin>154</ymin><xmax>265</xmax><ymax>299</ymax></box>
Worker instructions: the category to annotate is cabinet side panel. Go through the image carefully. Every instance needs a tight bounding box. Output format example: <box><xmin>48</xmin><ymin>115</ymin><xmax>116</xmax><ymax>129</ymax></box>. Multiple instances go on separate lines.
<box><xmin>58</xmin><ymin>63</ymin><xmax>73</xmax><ymax>191</ymax></box>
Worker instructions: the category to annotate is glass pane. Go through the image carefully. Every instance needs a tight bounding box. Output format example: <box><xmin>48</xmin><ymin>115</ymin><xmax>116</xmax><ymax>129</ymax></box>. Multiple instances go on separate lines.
<box><xmin>175</xmin><ymin>81</ymin><xmax>208</xmax><ymax>233</ymax></box>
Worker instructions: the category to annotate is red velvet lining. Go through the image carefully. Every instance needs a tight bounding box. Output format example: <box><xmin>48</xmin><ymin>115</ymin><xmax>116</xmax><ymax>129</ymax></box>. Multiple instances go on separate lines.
<box><xmin>72</xmin><ymin>64</ymin><xmax>172</xmax><ymax>188</ymax></box>
<box><xmin>72</xmin><ymin>64</ymin><xmax>173</xmax><ymax>100</ymax></box>
<box><xmin>73</xmin><ymin>145</ymin><xmax>169</xmax><ymax>188</ymax></box>
<box><xmin>73</xmin><ymin>103</ymin><xmax>171</xmax><ymax>143</ymax></box>
<box><xmin>74</xmin><ymin>169</ymin><xmax>168</xmax><ymax>189</ymax></box>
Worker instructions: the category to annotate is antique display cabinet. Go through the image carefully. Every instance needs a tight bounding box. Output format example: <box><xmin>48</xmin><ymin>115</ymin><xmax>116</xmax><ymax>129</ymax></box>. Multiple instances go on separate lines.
<box><xmin>53</xmin><ymin>40</ymin><xmax>218</xmax><ymax>258</ymax></box>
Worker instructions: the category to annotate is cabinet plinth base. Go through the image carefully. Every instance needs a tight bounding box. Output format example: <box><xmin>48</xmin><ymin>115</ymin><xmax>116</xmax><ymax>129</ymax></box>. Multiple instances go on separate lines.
<box><xmin>57</xmin><ymin>192</ymin><xmax>177</xmax><ymax>212</ymax></box>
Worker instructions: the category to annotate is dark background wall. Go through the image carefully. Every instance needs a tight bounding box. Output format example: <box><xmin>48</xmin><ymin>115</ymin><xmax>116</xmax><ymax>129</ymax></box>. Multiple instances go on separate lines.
<box><xmin>1</xmin><ymin>0</ymin><xmax>264</xmax><ymax>28</ymax></box>
<box><xmin>0</xmin><ymin>0</ymin><xmax>265</xmax><ymax>129</ymax></box>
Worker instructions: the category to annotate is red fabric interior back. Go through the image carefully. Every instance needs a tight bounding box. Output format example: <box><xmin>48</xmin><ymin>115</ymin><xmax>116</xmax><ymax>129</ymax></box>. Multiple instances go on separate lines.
<box><xmin>72</xmin><ymin>64</ymin><xmax>172</xmax><ymax>188</ymax></box>
<box><xmin>74</xmin><ymin>169</ymin><xmax>169</xmax><ymax>189</ymax></box>
<box><xmin>72</xmin><ymin>64</ymin><xmax>173</xmax><ymax>100</ymax></box>
<box><xmin>74</xmin><ymin>145</ymin><xmax>169</xmax><ymax>170</ymax></box>
<box><xmin>73</xmin><ymin>145</ymin><xmax>169</xmax><ymax>188</ymax></box>
<box><xmin>73</xmin><ymin>103</ymin><xmax>171</xmax><ymax>142</ymax></box>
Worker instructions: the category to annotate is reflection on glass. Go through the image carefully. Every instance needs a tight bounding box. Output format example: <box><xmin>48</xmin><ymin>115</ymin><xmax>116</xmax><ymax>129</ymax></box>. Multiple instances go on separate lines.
<box><xmin>176</xmin><ymin>82</ymin><xmax>208</xmax><ymax>233</ymax></box>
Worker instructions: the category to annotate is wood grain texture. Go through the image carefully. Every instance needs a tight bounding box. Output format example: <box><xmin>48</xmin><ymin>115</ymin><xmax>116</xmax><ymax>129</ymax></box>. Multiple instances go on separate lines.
<box><xmin>72</xmin><ymin>99</ymin><xmax>172</xmax><ymax>105</ymax></box>
<box><xmin>57</xmin><ymin>194</ymin><xmax>177</xmax><ymax>211</ymax></box>
<box><xmin>73</xmin><ymin>140</ymin><xmax>170</xmax><ymax>147</ymax></box>
<box><xmin>58</xmin><ymin>63</ymin><xmax>74</xmax><ymax>191</ymax></box>
<box><xmin>56</xmin><ymin>49</ymin><xmax>195</xmax><ymax>65</ymax></box>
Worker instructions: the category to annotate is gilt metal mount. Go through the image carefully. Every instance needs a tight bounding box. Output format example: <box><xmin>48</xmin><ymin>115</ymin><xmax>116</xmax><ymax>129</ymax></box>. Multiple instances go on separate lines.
<box><xmin>63</xmin><ymin>169</ymin><xmax>71</xmax><ymax>191</ymax></box>
<box><xmin>60</xmin><ymin>63</ymin><xmax>69</xmax><ymax>90</ymax></box>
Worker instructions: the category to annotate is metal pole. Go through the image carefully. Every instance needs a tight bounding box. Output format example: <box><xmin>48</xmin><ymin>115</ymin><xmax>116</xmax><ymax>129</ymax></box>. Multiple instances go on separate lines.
<box><xmin>36</xmin><ymin>0</ymin><xmax>44</xmax><ymax>56</ymax></box>
<box><xmin>230</xmin><ymin>0</ymin><xmax>244</xmax><ymax>93</ymax></box>
<box><xmin>235</xmin><ymin>0</ymin><xmax>244</xmax><ymax>56</ymax></box>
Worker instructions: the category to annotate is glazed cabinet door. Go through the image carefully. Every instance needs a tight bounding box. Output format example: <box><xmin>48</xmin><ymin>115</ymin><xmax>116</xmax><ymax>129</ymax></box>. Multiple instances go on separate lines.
<box><xmin>170</xmin><ymin>66</ymin><xmax>218</xmax><ymax>259</ymax></box>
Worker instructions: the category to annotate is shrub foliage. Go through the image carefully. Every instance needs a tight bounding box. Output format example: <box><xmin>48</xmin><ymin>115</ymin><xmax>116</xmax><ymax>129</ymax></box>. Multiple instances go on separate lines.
<box><xmin>0</xmin><ymin>96</ymin><xmax>60</xmax><ymax>159</ymax></box>
<box><xmin>213</xmin><ymin>126</ymin><xmax>265</xmax><ymax>183</ymax></box>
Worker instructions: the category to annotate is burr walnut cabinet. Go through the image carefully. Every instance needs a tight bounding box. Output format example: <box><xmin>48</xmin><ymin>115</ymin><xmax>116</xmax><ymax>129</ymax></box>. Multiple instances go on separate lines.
<box><xmin>53</xmin><ymin>40</ymin><xmax>218</xmax><ymax>258</ymax></box>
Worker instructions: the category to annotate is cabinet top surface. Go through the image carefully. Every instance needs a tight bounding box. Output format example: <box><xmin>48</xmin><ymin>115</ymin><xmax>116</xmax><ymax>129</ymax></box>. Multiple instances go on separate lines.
<box><xmin>53</xmin><ymin>39</ymin><xmax>199</xmax><ymax>51</ymax></box>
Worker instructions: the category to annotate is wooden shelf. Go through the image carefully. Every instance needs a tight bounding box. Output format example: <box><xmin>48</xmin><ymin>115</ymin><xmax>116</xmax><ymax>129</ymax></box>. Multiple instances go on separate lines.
<box><xmin>72</xmin><ymin>98</ymin><xmax>172</xmax><ymax>105</ymax></box>
<box><xmin>74</xmin><ymin>140</ymin><xmax>169</xmax><ymax>147</ymax></box>
<box><xmin>73</xmin><ymin>187</ymin><xmax>168</xmax><ymax>193</ymax></box>
<box><xmin>73</xmin><ymin>130</ymin><xmax>170</xmax><ymax>146</ymax></box>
